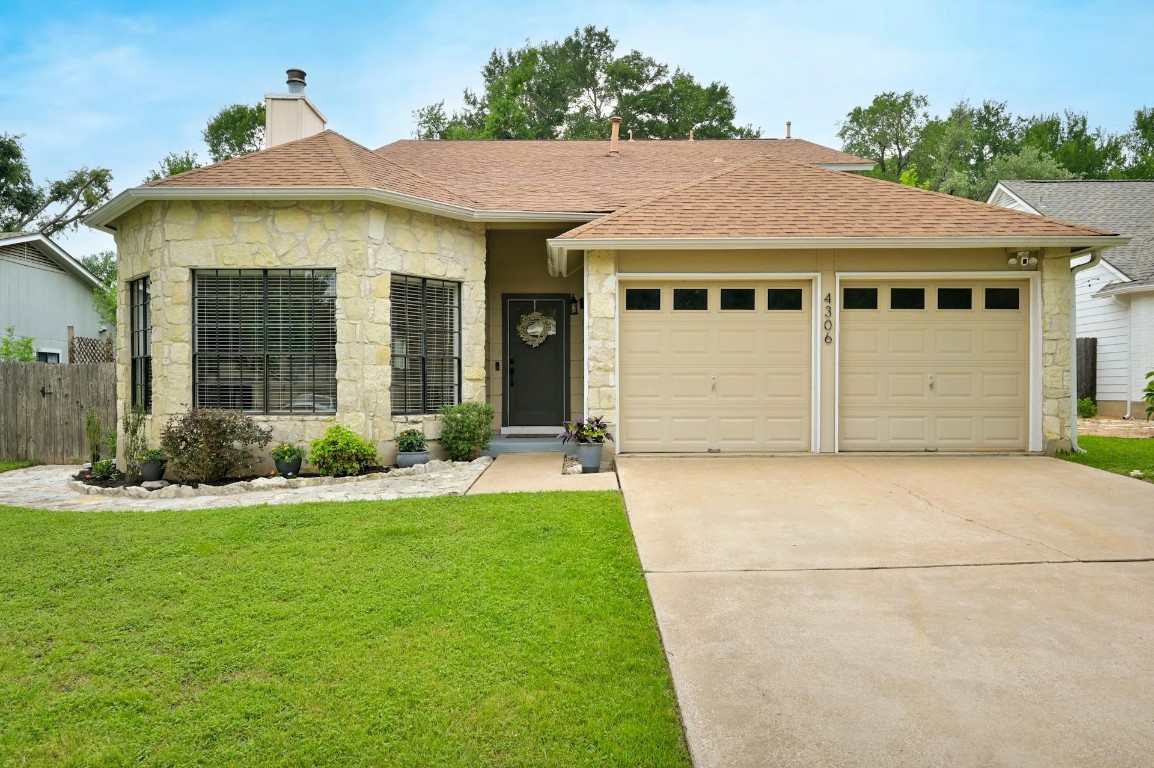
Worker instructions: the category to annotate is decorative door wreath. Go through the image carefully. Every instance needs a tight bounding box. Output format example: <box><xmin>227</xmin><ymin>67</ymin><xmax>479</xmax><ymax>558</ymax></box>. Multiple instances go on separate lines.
<box><xmin>517</xmin><ymin>310</ymin><xmax>557</xmax><ymax>347</ymax></box>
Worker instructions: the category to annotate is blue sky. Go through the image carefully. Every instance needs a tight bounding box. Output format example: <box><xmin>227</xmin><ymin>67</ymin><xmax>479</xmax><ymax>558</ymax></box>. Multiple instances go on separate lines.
<box><xmin>2</xmin><ymin>0</ymin><xmax>1152</xmax><ymax>257</ymax></box>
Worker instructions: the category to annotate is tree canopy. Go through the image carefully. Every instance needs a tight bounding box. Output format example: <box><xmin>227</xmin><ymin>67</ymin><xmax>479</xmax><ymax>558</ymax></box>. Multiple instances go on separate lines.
<box><xmin>414</xmin><ymin>26</ymin><xmax>759</xmax><ymax>140</ymax></box>
<box><xmin>145</xmin><ymin>103</ymin><xmax>264</xmax><ymax>182</ymax></box>
<box><xmin>1</xmin><ymin>134</ymin><xmax>113</xmax><ymax>236</ymax></box>
<box><xmin>840</xmin><ymin>93</ymin><xmax>1153</xmax><ymax>199</ymax></box>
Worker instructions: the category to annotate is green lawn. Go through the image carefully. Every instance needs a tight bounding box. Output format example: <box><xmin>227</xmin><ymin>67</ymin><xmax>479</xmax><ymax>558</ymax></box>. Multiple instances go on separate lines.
<box><xmin>0</xmin><ymin>493</ymin><xmax>690</xmax><ymax>767</ymax></box>
<box><xmin>1060</xmin><ymin>435</ymin><xmax>1154</xmax><ymax>483</ymax></box>
<box><xmin>0</xmin><ymin>460</ymin><xmax>36</xmax><ymax>474</ymax></box>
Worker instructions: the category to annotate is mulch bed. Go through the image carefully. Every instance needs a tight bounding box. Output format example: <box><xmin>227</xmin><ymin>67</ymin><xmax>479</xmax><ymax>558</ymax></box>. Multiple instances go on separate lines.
<box><xmin>73</xmin><ymin>465</ymin><xmax>392</xmax><ymax>490</ymax></box>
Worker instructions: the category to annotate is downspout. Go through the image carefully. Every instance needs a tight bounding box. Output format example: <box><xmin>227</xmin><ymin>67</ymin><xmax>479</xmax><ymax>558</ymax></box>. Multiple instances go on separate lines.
<box><xmin>1069</xmin><ymin>249</ymin><xmax>1103</xmax><ymax>452</ymax></box>
<box><xmin>1125</xmin><ymin>300</ymin><xmax>1134</xmax><ymax>419</ymax></box>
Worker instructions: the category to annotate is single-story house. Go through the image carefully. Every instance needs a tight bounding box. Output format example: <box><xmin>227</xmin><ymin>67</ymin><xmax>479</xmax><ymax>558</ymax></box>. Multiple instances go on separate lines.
<box><xmin>0</xmin><ymin>231</ymin><xmax>106</xmax><ymax>363</ymax></box>
<box><xmin>989</xmin><ymin>180</ymin><xmax>1154</xmax><ymax>418</ymax></box>
<box><xmin>86</xmin><ymin>71</ymin><xmax>1125</xmax><ymax>463</ymax></box>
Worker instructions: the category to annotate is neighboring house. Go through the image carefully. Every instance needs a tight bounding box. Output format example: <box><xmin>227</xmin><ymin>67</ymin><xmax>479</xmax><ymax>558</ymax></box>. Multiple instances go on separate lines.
<box><xmin>0</xmin><ymin>231</ymin><xmax>106</xmax><ymax>363</ymax></box>
<box><xmin>989</xmin><ymin>181</ymin><xmax>1154</xmax><ymax>418</ymax></box>
<box><xmin>86</xmin><ymin>71</ymin><xmax>1124</xmax><ymax>462</ymax></box>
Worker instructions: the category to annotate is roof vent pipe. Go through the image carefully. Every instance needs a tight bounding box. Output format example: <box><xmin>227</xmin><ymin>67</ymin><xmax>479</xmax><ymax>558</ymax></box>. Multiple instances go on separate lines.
<box><xmin>286</xmin><ymin>69</ymin><xmax>307</xmax><ymax>94</ymax></box>
<box><xmin>609</xmin><ymin>116</ymin><xmax>622</xmax><ymax>156</ymax></box>
<box><xmin>786</xmin><ymin>121</ymin><xmax>792</xmax><ymax>140</ymax></box>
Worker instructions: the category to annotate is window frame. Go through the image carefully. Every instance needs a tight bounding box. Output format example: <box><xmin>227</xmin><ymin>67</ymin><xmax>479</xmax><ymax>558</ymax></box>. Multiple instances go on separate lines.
<box><xmin>130</xmin><ymin>275</ymin><xmax>152</xmax><ymax>412</ymax></box>
<box><xmin>390</xmin><ymin>274</ymin><xmax>462</xmax><ymax>416</ymax></box>
<box><xmin>192</xmin><ymin>269</ymin><xmax>337</xmax><ymax>415</ymax></box>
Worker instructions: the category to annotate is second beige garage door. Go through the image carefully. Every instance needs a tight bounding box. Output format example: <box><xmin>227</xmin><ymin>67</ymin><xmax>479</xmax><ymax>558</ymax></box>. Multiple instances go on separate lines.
<box><xmin>839</xmin><ymin>280</ymin><xmax>1030</xmax><ymax>451</ymax></box>
<box><xmin>619</xmin><ymin>281</ymin><xmax>812</xmax><ymax>452</ymax></box>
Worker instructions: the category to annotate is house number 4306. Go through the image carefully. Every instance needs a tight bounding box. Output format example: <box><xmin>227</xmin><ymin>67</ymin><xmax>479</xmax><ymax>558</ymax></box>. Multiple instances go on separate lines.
<box><xmin>822</xmin><ymin>292</ymin><xmax>833</xmax><ymax>344</ymax></box>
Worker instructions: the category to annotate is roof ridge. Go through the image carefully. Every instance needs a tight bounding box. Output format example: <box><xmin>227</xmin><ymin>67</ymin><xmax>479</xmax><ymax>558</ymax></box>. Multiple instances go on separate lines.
<box><xmin>559</xmin><ymin>152</ymin><xmax>789</xmax><ymax>239</ymax></box>
<box><xmin>321</xmin><ymin>131</ymin><xmax>372</xmax><ymax>186</ymax></box>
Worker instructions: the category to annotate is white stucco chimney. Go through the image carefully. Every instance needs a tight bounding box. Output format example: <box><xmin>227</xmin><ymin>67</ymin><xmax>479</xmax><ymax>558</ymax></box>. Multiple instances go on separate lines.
<box><xmin>265</xmin><ymin>68</ymin><xmax>327</xmax><ymax>148</ymax></box>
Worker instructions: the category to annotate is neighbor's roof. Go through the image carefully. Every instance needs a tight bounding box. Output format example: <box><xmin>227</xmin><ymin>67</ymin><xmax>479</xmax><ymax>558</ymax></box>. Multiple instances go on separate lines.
<box><xmin>0</xmin><ymin>231</ymin><xmax>102</xmax><ymax>289</ymax></box>
<box><xmin>551</xmin><ymin>156</ymin><xmax>1119</xmax><ymax>248</ymax></box>
<box><xmin>997</xmin><ymin>180</ymin><xmax>1154</xmax><ymax>288</ymax></box>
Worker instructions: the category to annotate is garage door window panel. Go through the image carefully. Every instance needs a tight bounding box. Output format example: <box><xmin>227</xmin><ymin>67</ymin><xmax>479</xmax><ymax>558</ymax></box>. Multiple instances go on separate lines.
<box><xmin>673</xmin><ymin>288</ymin><xmax>709</xmax><ymax>311</ymax></box>
<box><xmin>843</xmin><ymin>287</ymin><xmax>878</xmax><ymax>310</ymax></box>
<box><xmin>720</xmin><ymin>288</ymin><xmax>755</xmax><ymax>311</ymax></box>
<box><xmin>767</xmin><ymin>288</ymin><xmax>803</xmax><ymax>311</ymax></box>
<box><xmin>890</xmin><ymin>287</ymin><xmax>926</xmax><ymax>310</ymax></box>
<box><xmin>985</xmin><ymin>287</ymin><xmax>1021</xmax><ymax>310</ymax></box>
<box><xmin>625</xmin><ymin>288</ymin><xmax>661</xmax><ymax>311</ymax></box>
<box><xmin>938</xmin><ymin>287</ymin><xmax>973</xmax><ymax>310</ymax></box>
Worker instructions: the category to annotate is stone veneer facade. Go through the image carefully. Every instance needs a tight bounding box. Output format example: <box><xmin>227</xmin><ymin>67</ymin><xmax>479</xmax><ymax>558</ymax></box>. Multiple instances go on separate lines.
<box><xmin>113</xmin><ymin>200</ymin><xmax>486</xmax><ymax>465</ymax></box>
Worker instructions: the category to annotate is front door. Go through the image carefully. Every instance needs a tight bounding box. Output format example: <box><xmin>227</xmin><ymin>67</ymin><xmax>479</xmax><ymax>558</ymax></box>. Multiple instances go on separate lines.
<box><xmin>504</xmin><ymin>295</ymin><xmax>568</xmax><ymax>427</ymax></box>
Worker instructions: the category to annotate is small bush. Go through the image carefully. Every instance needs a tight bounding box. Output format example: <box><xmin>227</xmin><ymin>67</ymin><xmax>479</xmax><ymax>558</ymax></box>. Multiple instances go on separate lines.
<box><xmin>439</xmin><ymin>402</ymin><xmax>494</xmax><ymax>461</ymax></box>
<box><xmin>1077</xmin><ymin>397</ymin><xmax>1098</xmax><ymax>419</ymax></box>
<box><xmin>122</xmin><ymin>404</ymin><xmax>148</xmax><ymax>483</ymax></box>
<box><xmin>84</xmin><ymin>408</ymin><xmax>105</xmax><ymax>463</ymax></box>
<box><xmin>1145</xmin><ymin>370</ymin><xmax>1154</xmax><ymax>421</ymax></box>
<box><xmin>309</xmin><ymin>425</ymin><xmax>378</xmax><ymax>477</ymax></box>
<box><xmin>89</xmin><ymin>458</ymin><xmax>121</xmax><ymax>482</ymax></box>
<box><xmin>396</xmin><ymin>429</ymin><xmax>428</xmax><ymax>452</ymax></box>
<box><xmin>270</xmin><ymin>443</ymin><xmax>306</xmax><ymax>462</ymax></box>
<box><xmin>160</xmin><ymin>409</ymin><xmax>273</xmax><ymax>484</ymax></box>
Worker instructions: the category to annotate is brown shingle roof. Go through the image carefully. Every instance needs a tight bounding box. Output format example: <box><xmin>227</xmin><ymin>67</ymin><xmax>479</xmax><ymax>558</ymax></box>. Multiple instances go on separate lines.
<box><xmin>557</xmin><ymin>156</ymin><xmax>1115</xmax><ymax>241</ymax></box>
<box><xmin>147</xmin><ymin>131</ymin><xmax>475</xmax><ymax>208</ymax></box>
<box><xmin>373</xmin><ymin>138</ymin><xmax>871</xmax><ymax>212</ymax></box>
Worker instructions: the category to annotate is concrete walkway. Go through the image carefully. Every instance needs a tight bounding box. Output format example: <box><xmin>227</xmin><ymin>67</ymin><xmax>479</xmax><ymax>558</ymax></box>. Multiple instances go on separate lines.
<box><xmin>0</xmin><ymin>459</ymin><xmax>491</xmax><ymax>511</ymax></box>
<box><xmin>619</xmin><ymin>455</ymin><xmax>1154</xmax><ymax>768</ymax></box>
<box><xmin>467</xmin><ymin>452</ymin><xmax>619</xmax><ymax>494</ymax></box>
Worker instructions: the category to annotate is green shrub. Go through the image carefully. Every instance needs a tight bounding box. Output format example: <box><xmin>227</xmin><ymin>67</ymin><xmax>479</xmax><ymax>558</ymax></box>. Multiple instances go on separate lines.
<box><xmin>270</xmin><ymin>443</ymin><xmax>306</xmax><ymax>462</ymax></box>
<box><xmin>122</xmin><ymin>404</ymin><xmax>148</xmax><ymax>483</ymax></box>
<box><xmin>0</xmin><ymin>326</ymin><xmax>35</xmax><ymax>362</ymax></box>
<box><xmin>84</xmin><ymin>407</ymin><xmax>105</xmax><ymax>463</ymax></box>
<box><xmin>160</xmin><ymin>409</ymin><xmax>273</xmax><ymax>484</ymax></box>
<box><xmin>1077</xmin><ymin>397</ymin><xmax>1098</xmax><ymax>419</ymax></box>
<box><xmin>89</xmin><ymin>458</ymin><xmax>121</xmax><ymax>482</ymax></box>
<box><xmin>1144</xmin><ymin>370</ymin><xmax>1154</xmax><ymax>420</ymax></box>
<box><xmin>395</xmin><ymin>429</ymin><xmax>428</xmax><ymax>452</ymax></box>
<box><xmin>309</xmin><ymin>425</ymin><xmax>378</xmax><ymax>477</ymax></box>
<box><xmin>438</xmin><ymin>402</ymin><xmax>494</xmax><ymax>461</ymax></box>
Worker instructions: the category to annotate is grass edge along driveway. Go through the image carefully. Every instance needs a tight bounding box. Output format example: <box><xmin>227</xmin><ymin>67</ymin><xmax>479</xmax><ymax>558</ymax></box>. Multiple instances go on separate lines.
<box><xmin>0</xmin><ymin>492</ymin><xmax>690</xmax><ymax>767</ymax></box>
<box><xmin>1060</xmin><ymin>434</ymin><xmax>1154</xmax><ymax>483</ymax></box>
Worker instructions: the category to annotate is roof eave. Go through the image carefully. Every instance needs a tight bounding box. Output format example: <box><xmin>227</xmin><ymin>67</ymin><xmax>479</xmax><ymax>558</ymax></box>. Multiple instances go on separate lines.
<box><xmin>547</xmin><ymin>234</ymin><xmax>1131</xmax><ymax>259</ymax></box>
<box><xmin>84</xmin><ymin>187</ymin><xmax>605</xmax><ymax>232</ymax></box>
<box><xmin>0</xmin><ymin>232</ymin><xmax>102</xmax><ymax>289</ymax></box>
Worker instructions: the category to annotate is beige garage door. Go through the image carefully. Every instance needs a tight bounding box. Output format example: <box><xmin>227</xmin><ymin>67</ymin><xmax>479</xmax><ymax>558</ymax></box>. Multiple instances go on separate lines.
<box><xmin>839</xmin><ymin>280</ymin><xmax>1030</xmax><ymax>451</ymax></box>
<box><xmin>619</xmin><ymin>281</ymin><xmax>812</xmax><ymax>452</ymax></box>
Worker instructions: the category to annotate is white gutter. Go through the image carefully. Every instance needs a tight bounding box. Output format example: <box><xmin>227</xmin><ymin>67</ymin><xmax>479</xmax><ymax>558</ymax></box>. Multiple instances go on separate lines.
<box><xmin>1070</xmin><ymin>249</ymin><xmax>1104</xmax><ymax>452</ymax></box>
<box><xmin>547</xmin><ymin>235</ymin><xmax>1130</xmax><ymax>258</ymax></box>
<box><xmin>84</xmin><ymin>186</ymin><xmax>601</xmax><ymax>232</ymax></box>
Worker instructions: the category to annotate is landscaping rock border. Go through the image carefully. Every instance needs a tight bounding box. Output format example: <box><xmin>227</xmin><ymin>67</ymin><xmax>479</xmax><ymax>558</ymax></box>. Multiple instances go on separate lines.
<box><xmin>69</xmin><ymin>459</ymin><xmax>482</xmax><ymax>499</ymax></box>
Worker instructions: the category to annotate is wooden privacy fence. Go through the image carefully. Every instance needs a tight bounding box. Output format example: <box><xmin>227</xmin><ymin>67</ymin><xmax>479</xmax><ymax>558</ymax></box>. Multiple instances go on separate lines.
<box><xmin>1076</xmin><ymin>337</ymin><xmax>1097</xmax><ymax>402</ymax></box>
<box><xmin>0</xmin><ymin>362</ymin><xmax>116</xmax><ymax>463</ymax></box>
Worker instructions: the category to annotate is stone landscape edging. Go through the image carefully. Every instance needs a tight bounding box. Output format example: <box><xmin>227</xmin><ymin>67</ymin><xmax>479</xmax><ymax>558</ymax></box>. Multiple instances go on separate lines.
<box><xmin>69</xmin><ymin>458</ymin><xmax>491</xmax><ymax>500</ymax></box>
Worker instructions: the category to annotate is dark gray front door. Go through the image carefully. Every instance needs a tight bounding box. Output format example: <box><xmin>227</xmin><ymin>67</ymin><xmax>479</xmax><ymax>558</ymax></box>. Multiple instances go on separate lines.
<box><xmin>504</xmin><ymin>296</ymin><xmax>568</xmax><ymax>427</ymax></box>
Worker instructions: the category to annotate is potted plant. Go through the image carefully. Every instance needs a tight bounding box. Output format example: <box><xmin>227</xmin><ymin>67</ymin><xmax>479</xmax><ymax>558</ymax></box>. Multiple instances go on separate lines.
<box><xmin>559</xmin><ymin>416</ymin><xmax>614</xmax><ymax>473</ymax></box>
<box><xmin>270</xmin><ymin>443</ymin><xmax>306</xmax><ymax>478</ymax></box>
<box><xmin>138</xmin><ymin>448</ymin><xmax>167</xmax><ymax>482</ymax></box>
<box><xmin>395</xmin><ymin>428</ymin><xmax>430</xmax><ymax>468</ymax></box>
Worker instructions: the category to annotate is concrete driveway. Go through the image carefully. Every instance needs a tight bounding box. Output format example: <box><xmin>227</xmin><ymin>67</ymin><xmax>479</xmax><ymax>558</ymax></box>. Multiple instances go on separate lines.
<box><xmin>617</xmin><ymin>456</ymin><xmax>1154</xmax><ymax>768</ymax></box>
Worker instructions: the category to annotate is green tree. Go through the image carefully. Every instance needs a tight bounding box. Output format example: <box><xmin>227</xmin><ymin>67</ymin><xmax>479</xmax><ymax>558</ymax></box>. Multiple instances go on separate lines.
<box><xmin>202</xmin><ymin>103</ymin><xmax>266</xmax><ymax>162</ymax></box>
<box><xmin>0</xmin><ymin>325</ymin><xmax>36</xmax><ymax>362</ymax></box>
<box><xmin>1019</xmin><ymin>110</ymin><xmax>1124</xmax><ymax>178</ymax></box>
<box><xmin>944</xmin><ymin>145</ymin><xmax>1076</xmax><ymax>201</ymax></box>
<box><xmin>81</xmin><ymin>250</ymin><xmax>118</xmax><ymax>326</ymax></box>
<box><xmin>414</xmin><ymin>26</ymin><xmax>759</xmax><ymax>140</ymax></box>
<box><xmin>1122</xmin><ymin>107</ymin><xmax>1154</xmax><ymax>178</ymax></box>
<box><xmin>144</xmin><ymin>150</ymin><xmax>202</xmax><ymax>183</ymax></box>
<box><xmin>0</xmin><ymin>134</ymin><xmax>113</xmax><ymax>236</ymax></box>
<box><xmin>837</xmin><ymin>91</ymin><xmax>929</xmax><ymax>181</ymax></box>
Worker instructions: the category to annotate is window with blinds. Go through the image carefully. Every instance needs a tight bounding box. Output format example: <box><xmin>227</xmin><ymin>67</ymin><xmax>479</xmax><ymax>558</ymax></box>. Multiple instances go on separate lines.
<box><xmin>193</xmin><ymin>269</ymin><xmax>337</xmax><ymax>413</ymax></box>
<box><xmin>130</xmin><ymin>276</ymin><xmax>152</xmax><ymax>412</ymax></box>
<box><xmin>390</xmin><ymin>275</ymin><xmax>461</xmax><ymax>414</ymax></box>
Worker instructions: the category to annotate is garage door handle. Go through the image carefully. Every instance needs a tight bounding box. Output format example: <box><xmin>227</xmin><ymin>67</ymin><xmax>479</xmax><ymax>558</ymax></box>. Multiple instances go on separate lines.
<box><xmin>711</xmin><ymin>375</ymin><xmax>717</xmax><ymax>393</ymax></box>
<box><xmin>928</xmin><ymin>373</ymin><xmax>935</xmax><ymax>390</ymax></box>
